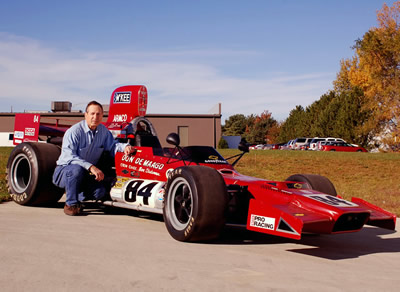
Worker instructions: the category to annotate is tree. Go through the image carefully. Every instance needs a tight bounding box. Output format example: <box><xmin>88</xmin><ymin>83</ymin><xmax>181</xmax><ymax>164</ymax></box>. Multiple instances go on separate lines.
<box><xmin>278</xmin><ymin>89</ymin><xmax>371</xmax><ymax>146</ymax></box>
<box><xmin>307</xmin><ymin>91</ymin><xmax>336</xmax><ymax>137</ymax></box>
<box><xmin>334</xmin><ymin>1</ymin><xmax>400</xmax><ymax>149</ymax></box>
<box><xmin>266</xmin><ymin>121</ymin><xmax>282</xmax><ymax>144</ymax></box>
<box><xmin>315</xmin><ymin>89</ymin><xmax>370</xmax><ymax>146</ymax></box>
<box><xmin>277</xmin><ymin>105</ymin><xmax>307</xmax><ymax>142</ymax></box>
<box><xmin>222</xmin><ymin>111</ymin><xmax>278</xmax><ymax>144</ymax></box>
<box><xmin>333</xmin><ymin>88</ymin><xmax>371</xmax><ymax>146</ymax></box>
<box><xmin>222</xmin><ymin>114</ymin><xmax>248</xmax><ymax>136</ymax></box>
<box><xmin>243</xmin><ymin>111</ymin><xmax>277</xmax><ymax>144</ymax></box>
<box><xmin>218</xmin><ymin>137</ymin><xmax>229</xmax><ymax>149</ymax></box>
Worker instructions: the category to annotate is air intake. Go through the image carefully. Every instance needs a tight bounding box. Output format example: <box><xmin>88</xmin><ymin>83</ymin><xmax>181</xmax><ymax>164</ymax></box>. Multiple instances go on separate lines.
<box><xmin>332</xmin><ymin>212</ymin><xmax>370</xmax><ymax>232</ymax></box>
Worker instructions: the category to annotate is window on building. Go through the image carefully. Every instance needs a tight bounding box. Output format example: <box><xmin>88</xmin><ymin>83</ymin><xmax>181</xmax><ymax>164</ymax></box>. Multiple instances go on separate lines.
<box><xmin>178</xmin><ymin>126</ymin><xmax>189</xmax><ymax>146</ymax></box>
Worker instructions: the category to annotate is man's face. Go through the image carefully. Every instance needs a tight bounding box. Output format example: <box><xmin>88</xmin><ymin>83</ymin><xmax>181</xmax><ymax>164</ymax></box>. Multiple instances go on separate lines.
<box><xmin>85</xmin><ymin>105</ymin><xmax>103</xmax><ymax>130</ymax></box>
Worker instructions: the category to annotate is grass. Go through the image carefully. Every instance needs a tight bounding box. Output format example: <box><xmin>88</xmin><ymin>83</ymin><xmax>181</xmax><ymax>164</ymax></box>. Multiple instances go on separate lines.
<box><xmin>219</xmin><ymin>149</ymin><xmax>400</xmax><ymax>216</ymax></box>
<box><xmin>1</xmin><ymin>146</ymin><xmax>399</xmax><ymax>216</ymax></box>
<box><xmin>0</xmin><ymin>147</ymin><xmax>13</xmax><ymax>203</ymax></box>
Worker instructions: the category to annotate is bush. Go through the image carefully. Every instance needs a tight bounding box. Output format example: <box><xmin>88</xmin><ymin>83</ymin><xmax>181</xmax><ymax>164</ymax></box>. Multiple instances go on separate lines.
<box><xmin>218</xmin><ymin>138</ymin><xmax>229</xmax><ymax>149</ymax></box>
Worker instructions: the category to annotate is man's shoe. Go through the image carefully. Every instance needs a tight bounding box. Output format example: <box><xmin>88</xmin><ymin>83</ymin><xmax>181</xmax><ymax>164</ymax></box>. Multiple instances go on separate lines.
<box><xmin>64</xmin><ymin>204</ymin><xmax>81</xmax><ymax>216</ymax></box>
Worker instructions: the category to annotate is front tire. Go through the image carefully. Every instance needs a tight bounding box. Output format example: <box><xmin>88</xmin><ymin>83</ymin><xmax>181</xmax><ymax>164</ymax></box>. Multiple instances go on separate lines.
<box><xmin>163</xmin><ymin>166</ymin><xmax>228</xmax><ymax>242</ymax></box>
<box><xmin>6</xmin><ymin>142</ymin><xmax>64</xmax><ymax>206</ymax></box>
<box><xmin>285</xmin><ymin>173</ymin><xmax>337</xmax><ymax>196</ymax></box>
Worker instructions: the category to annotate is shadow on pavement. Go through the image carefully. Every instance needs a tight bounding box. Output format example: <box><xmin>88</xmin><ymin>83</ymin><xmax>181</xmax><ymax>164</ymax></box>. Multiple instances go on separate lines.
<box><xmin>24</xmin><ymin>200</ymin><xmax>400</xmax><ymax>260</ymax></box>
<box><xmin>213</xmin><ymin>225</ymin><xmax>399</xmax><ymax>260</ymax></box>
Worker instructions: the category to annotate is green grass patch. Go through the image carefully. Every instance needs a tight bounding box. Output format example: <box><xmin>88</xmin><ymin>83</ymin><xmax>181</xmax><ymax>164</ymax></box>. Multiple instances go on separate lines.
<box><xmin>1</xmin><ymin>146</ymin><xmax>399</xmax><ymax>216</ymax></box>
<box><xmin>0</xmin><ymin>147</ymin><xmax>13</xmax><ymax>203</ymax></box>
<box><xmin>219</xmin><ymin>149</ymin><xmax>400</xmax><ymax>216</ymax></box>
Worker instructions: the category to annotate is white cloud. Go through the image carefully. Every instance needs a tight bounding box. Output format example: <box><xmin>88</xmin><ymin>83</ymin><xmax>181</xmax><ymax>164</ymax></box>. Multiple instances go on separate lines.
<box><xmin>0</xmin><ymin>33</ymin><xmax>334</xmax><ymax>120</ymax></box>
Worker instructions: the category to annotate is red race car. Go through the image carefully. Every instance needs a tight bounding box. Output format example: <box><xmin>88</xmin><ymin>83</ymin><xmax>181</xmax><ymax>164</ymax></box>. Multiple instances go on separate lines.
<box><xmin>321</xmin><ymin>142</ymin><xmax>368</xmax><ymax>152</ymax></box>
<box><xmin>6</xmin><ymin>85</ymin><xmax>396</xmax><ymax>242</ymax></box>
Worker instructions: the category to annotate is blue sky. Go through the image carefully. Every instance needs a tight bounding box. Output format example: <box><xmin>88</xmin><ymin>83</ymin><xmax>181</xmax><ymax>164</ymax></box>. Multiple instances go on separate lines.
<box><xmin>0</xmin><ymin>0</ymin><xmax>395</xmax><ymax>121</ymax></box>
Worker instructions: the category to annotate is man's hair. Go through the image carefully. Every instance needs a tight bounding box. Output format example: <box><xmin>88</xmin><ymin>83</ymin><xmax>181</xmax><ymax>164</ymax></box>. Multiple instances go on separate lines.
<box><xmin>85</xmin><ymin>101</ymin><xmax>103</xmax><ymax>113</ymax></box>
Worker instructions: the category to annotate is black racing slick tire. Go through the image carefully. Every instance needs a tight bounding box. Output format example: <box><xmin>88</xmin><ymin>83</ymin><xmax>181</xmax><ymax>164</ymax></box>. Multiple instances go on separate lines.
<box><xmin>6</xmin><ymin>142</ymin><xmax>64</xmax><ymax>206</ymax></box>
<box><xmin>285</xmin><ymin>173</ymin><xmax>337</xmax><ymax>196</ymax></box>
<box><xmin>163</xmin><ymin>166</ymin><xmax>228</xmax><ymax>242</ymax></box>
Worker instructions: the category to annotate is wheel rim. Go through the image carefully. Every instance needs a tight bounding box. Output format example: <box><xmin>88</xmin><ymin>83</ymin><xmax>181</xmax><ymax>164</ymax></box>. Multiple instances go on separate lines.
<box><xmin>11</xmin><ymin>153</ymin><xmax>31</xmax><ymax>193</ymax></box>
<box><xmin>167</xmin><ymin>177</ymin><xmax>193</xmax><ymax>230</ymax></box>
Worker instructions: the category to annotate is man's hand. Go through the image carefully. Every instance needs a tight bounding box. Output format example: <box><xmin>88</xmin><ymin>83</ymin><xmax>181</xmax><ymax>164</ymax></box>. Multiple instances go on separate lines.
<box><xmin>89</xmin><ymin>165</ymin><xmax>104</xmax><ymax>181</ymax></box>
<box><xmin>124</xmin><ymin>145</ymin><xmax>135</xmax><ymax>156</ymax></box>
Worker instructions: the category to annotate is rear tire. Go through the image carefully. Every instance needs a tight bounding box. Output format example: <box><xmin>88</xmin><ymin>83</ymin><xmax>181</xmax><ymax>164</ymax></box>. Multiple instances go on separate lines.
<box><xmin>163</xmin><ymin>166</ymin><xmax>228</xmax><ymax>242</ymax></box>
<box><xmin>6</xmin><ymin>142</ymin><xmax>64</xmax><ymax>205</ymax></box>
<box><xmin>285</xmin><ymin>173</ymin><xmax>337</xmax><ymax>196</ymax></box>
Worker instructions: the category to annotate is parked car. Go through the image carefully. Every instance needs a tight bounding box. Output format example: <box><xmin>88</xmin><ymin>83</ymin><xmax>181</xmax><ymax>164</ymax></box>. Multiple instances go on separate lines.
<box><xmin>309</xmin><ymin>138</ymin><xmax>326</xmax><ymax>151</ymax></box>
<box><xmin>292</xmin><ymin>137</ymin><xmax>313</xmax><ymax>150</ymax></box>
<box><xmin>272</xmin><ymin>142</ymin><xmax>286</xmax><ymax>150</ymax></box>
<box><xmin>262</xmin><ymin>144</ymin><xmax>275</xmax><ymax>150</ymax></box>
<box><xmin>317</xmin><ymin>141</ymin><xmax>328</xmax><ymax>151</ymax></box>
<box><xmin>288</xmin><ymin>139</ymin><xmax>296</xmax><ymax>150</ymax></box>
<box><xmin>327</xmin><ymin>137</ymin><xmax>346</xmax><ymax>143</ymax></box>
<box><xmin>313</xmin><ymin>137</ymin><xmax>347</xmax><ymax>151</ymax></box>
<box><xmin>321</xmin><ymin>142</ymin><xmax>368</xmax><ymax>152</ymax></box>
<box><xmin>280</xmin><ymin>140</ymin><xmax>294</xmax><ymax>150</ymax></box>
<box><xmin>254</xmin><ymin>144</ymin><xmax>265</xmax><ymax>150</ymax></box>
<box><xmin>300</xmin><ymin>142</ymin><xmax>311</xmax><ymax>150</ymax></box>
<box><xmin>249</xmin><ymin>144</ymin><xmax>257</xmax><ymax>150</ymax></box>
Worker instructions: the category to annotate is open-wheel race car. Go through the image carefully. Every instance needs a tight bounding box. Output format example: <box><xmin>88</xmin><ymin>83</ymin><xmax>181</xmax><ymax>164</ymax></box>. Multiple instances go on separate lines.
<box><xmin>6</xmin><ymin>85</ymin><xmax>396</xmax><ymax>242</ymax></box>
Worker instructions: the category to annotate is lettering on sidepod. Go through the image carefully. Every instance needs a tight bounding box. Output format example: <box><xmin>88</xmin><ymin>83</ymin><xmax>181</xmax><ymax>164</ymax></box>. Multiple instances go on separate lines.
<box><xmin>121</xmin><ymin>155</ymin><xmax>164</xmax><ymax>177</ymax></box>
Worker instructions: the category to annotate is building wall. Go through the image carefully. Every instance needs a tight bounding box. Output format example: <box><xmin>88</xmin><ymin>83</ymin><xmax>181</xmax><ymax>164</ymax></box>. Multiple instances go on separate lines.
<box><xmin>148</xmin><ymin>114</ymin><xmax>221</xmax><ymax>147</ymax></box>
<box><xmin>0</xmin><ymin>114</ymin><xmax>16</xmax><ymax>132</ymax></box>
<box><xmin>0</xmin><ymin>112</ymin><xmax>221</xmax><ymax>148</ymax></box>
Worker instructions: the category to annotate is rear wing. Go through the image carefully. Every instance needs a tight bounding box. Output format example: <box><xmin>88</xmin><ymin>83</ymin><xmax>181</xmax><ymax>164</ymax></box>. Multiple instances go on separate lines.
<box><xmin>104</xmin><ymin>85</ymin><xmax>148</xmax><ymax>131</ymax></box>
<box><xmin>12</xmin><ymin>113</ymin><xmax>70</xmax><ymax>145</ymax></box>
<box><xmin>103</xmin><ymin>85</ymin><xmax>148</xmax><ymax>139</ymax></box>
<box><xmin>12</xmin><ymin>85</ymin><xmax>148</xmax><ymax>145</ymax></box>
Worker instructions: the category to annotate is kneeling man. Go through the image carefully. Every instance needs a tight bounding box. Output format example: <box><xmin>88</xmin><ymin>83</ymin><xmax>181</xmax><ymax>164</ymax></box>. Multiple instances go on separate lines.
<box><xmin>53</xmin><ymin>101</ymin><xmax>134</xmax><ymax>216</ymax></box>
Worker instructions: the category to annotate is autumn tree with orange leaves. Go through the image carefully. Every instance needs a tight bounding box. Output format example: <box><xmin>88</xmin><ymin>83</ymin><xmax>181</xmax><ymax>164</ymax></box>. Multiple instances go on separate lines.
<box><xmin>222</xmin><ymin>111</ymin><xmax>278</xmax><ymax>144</ymax></box>
<box><xmin>334</xmin><ymin>1</ymin><xmax>400</xmax><ymax>150</ymax></box>
<box><xmin>243</xmin><ymin>110</ymin><xmax>279</xmax><ymax>144</ymax></box>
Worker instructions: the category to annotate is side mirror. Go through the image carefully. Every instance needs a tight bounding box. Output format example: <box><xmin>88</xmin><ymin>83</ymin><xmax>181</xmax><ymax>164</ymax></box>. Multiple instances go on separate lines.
<box><xmin>238</xmin><ymin>138</ymin><xmax>249</xmax><ymax>153</ymax></box>
<box><xmin>166</xmin><ymin>133</ymin><xmax>180</xmax><ymax>146</ymax></box>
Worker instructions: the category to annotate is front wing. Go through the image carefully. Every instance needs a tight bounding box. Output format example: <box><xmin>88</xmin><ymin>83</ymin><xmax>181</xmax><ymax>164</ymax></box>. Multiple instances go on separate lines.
<box><xmin>246</xmin><ymin>194</ymin><xmax>396</xmax><ymax>240</ymax></box>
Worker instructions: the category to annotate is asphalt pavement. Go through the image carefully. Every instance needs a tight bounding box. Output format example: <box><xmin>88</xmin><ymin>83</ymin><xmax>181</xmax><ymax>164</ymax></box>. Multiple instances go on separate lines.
<box><xmin>0</xmin><ymin>199</ymin><xmax>399</xmax><ymax>292</ymax></box>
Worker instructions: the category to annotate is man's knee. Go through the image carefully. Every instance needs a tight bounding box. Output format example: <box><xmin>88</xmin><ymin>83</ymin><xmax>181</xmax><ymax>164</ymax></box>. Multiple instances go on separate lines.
<box><xmin>53</xmin><ymin>165</ymin><xmax>87</xmax><ymax>188</ymax></box>
<box><xmin>65</xmin><ymin>165</ymin><xmax>87</xmax><ymax>178</ymax></box>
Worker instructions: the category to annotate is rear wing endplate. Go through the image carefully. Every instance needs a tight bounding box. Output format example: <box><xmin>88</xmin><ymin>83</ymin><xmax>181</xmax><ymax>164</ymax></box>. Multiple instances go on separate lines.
<box><xmin>13</xmin><ymin>113</ymin><xmax>41</xmax><ymax>145</ymax></box>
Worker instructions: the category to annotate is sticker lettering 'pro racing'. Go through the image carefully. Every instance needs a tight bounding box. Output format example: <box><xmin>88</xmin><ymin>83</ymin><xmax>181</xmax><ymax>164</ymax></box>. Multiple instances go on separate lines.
<box><xmin>249</xmin><ymin>215</ymin><xmax>275</xmax><ymax>230</ymax></box>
